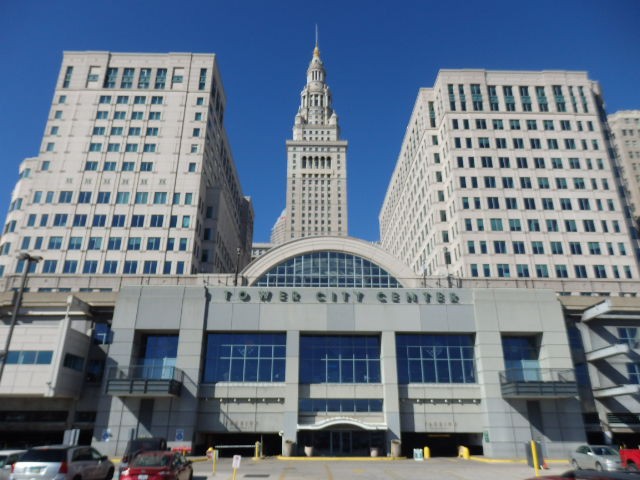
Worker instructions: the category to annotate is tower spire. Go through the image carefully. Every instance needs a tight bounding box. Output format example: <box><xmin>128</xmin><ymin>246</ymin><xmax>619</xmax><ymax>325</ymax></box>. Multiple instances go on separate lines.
<box><xmin>314</xmin><ymin>24</ymin><xmax>320</xmax><ymax>57</ymax></box>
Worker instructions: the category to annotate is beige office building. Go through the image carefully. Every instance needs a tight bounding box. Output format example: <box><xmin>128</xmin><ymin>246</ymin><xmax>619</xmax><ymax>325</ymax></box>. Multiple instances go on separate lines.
<box><xmin>608</xmin><ymin>110</ymin><xmax>640</xmax><ymax>226</ymax></box>
<box><xmin>0</xmin><ymin>52</ymin><xmax>253</xmax><ymax>292</ymax></box>
<box><xmin>380</xmin><ymin>70</ymin><xmax>639</xmax><ymax>285</ymax></box>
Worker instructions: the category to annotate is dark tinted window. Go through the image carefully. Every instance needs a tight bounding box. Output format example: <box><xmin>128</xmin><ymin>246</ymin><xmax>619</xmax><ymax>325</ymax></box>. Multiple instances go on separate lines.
<box><xmin>21</xmin><ymin>449</ymin><xmax>66</xmax><ymax>462</ymax></box>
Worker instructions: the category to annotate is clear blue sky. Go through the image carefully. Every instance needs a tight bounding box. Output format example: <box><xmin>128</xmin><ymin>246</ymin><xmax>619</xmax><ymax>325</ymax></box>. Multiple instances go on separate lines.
<box><xmin>1</xmin><ymin>0</ymin><xmax>638</xmax><ymax>242</ymax></box>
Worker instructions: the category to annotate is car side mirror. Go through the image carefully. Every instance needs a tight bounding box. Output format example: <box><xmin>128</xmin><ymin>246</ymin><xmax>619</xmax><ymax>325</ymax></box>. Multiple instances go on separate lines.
<box><xmin>101</xmin><ymin>456</ymin><xmax>108</xmax><ymax>462</ymax></box>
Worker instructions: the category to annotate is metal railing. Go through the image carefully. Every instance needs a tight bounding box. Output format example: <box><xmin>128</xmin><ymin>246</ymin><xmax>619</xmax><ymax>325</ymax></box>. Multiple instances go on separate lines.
<box><xmin>499</xmin><ymin>368</ymin><xmax>575</xmax><ymax>384</ymax></box>
<box><xmin>107</xmin><ymin>365</ymin><xmax>184</xmax><ymax>382</ymax></box>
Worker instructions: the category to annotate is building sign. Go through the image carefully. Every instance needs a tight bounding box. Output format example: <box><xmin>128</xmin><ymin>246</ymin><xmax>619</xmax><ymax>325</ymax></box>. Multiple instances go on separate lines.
<box><xmin>216</xmin><ymin>288</ymin><xmax>468</xmax><ymax>305</ymax></box>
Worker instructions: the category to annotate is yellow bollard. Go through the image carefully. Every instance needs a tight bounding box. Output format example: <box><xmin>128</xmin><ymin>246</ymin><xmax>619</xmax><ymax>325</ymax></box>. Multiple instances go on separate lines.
<box><xmin>458</xmin><ymin>446</ymin><xmax>470</xmax><ymax>459</ymax></box>
<box><xmin>254</xmin><ymin>441</ymin><xmax>261</xmax><ymax>460</ymax></box>
<box><xmin>531</xmin><ymin>440</ymin><xmax>540</xmax><ymax>477</ymax></box>
<box><xmin>206</xmin><ymin>447</ymin><xmax>217</xmax><ymax>475</ymax></box>
<box><xmin>423</xmin><ymin>446</ymin><xmax>431</xmax><ymax>459</ymax></box>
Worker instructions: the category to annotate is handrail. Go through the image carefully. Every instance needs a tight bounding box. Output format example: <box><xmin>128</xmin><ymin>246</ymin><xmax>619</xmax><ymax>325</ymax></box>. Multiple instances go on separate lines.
<box><xmin>499</xmin><ymin>368</ymin><xmax>575</xmax><ymax>384</ymax></box>
<box><xmin>107</xmin><ymin>365</ymin><xmax>184</xmax><ymax>382</ymax></box>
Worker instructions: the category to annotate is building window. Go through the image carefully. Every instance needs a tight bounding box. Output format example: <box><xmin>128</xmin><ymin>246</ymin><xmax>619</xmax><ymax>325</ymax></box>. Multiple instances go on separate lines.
<box><xmin>42</xmin><ymin>260</ymin><xmax>57</xmax><ymax>274</ymax></box>
<box><xmin>143</xmin><ymin>260</ymin><xmax>157</xmax><ymax>274</ymax></box>
<box><xmin>103</xmin><ymin>261</ymin><xmax>118</xmax><ymax>274</ymax></box>
<box><xmin>203</xmin><ymin>333</ymin><xmax>286</xmax><ymax>383</ymax></box>
<box><xmin>63</xmin><ymin>260</ymin><xmax>78</xmax><ymax>274</ymax></box>
<box><xmin>300</xmin><ymin>335</ymin><xmax>380</xmax><ymax>384</ymax></box>
<box><xmin>127</xmin><ymin>237</ymin><xmax>141</xmax><ymax>251</ymax></box>
<box><xmin>123</xmin><ymin>261</ymin><xmax>138</xmax><ymax>274</ymax></box>
<box><xmin>396</xmin><ymin>334</ymin><xmax>476</xmax><ymax>384</ymax></box>
<box><xmin>4</xmin><ymin>350</ymin><xmax>53</xmax><ymax>365</ymax></box>
<box><xmin>131</xmin><ymin>215</ymin><xmax>145</xmax><ymax>227</ymax></box>
<box><xmin>83</xmin><ymin>260</ymin><xmax>98</xmax><ymax>274</ymax></box>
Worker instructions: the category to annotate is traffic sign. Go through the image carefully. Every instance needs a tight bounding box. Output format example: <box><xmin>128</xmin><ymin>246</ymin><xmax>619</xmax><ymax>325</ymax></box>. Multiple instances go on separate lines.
<box><xmin>232</xmin><ymin>455</ymin><xmax>241</xmax><ymax>469</ymax></box>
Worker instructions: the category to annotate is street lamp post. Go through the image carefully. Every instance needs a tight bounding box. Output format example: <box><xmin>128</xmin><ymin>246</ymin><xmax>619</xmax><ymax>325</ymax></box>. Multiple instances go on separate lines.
<box><xmin>233</xmin><ymin>247</ymin><xmax>241</xmax><ymax>287</ymax></box>
<box><xmin>0</xmin><ymin>252</ymin><xmax>42</xmax><ymax>384</ymax></box>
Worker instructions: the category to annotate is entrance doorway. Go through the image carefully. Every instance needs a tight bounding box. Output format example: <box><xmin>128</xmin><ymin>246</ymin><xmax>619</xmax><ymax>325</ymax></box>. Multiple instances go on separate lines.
<box><xmin>298</xmin><ymin>429</ymin><xmax>384</xmax><ymax>456</ymax></box>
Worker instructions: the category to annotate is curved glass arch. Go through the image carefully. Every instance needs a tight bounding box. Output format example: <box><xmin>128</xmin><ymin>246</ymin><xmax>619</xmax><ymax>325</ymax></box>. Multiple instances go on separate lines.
<box><xmin>253</xmin><ymin>251</ymin><xmax>402</xmax><ymax>288</ymax></box>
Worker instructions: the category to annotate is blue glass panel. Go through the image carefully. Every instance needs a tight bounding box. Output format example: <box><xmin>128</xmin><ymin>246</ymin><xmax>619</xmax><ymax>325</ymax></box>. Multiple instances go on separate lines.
<box><xmin>396</xmin><ymin>334</ymin><xmax>476</xmax><ymax>384</ymax></box>
<box><xmin>203</xmin><ymin>333</ymin><xmax>286</xmax><ymax>383</ymax></box>
<box><xmin>300</xmin><ymin>335</ymin><xmax>381</xmax><ymax>384</ymax></box>
<box><xmin>21</xmin><ymin>351</ymin><xmax>36</xmax><ymax>364</ymax></box>
<box><xmin>5</xmin><ymin>351</ymin><xmax>19</xmax><ymax>364</ymax></box>
<box><xmin>36</xmin><ymin>351</ymin><xmax>53</xmax><ymax>364</ymax></box>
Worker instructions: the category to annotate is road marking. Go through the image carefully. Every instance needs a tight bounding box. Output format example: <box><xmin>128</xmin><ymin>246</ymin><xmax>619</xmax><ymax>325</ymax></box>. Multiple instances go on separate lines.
<box><xmin>324</xmin><ymin>463</ymin><xmax>334</xmax><ymax>480</ymax></box>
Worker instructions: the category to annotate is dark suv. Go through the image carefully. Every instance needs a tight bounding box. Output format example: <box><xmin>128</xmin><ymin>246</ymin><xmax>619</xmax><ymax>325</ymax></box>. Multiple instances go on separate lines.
<box><xmin>119</xmin><ymin>438</ymin><xmax>167</xmax><ymax>475</ymax></box>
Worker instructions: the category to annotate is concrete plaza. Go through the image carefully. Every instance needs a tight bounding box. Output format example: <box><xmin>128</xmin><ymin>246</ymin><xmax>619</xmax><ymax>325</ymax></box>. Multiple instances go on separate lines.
<box><xmin>191</xmin><ymin>456</ymin><xmax>571</xmax><ymax>480</ymax></box>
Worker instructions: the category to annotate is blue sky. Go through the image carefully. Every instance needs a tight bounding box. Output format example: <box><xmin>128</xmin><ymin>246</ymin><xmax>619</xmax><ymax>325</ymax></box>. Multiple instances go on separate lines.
<box><xmin>0</xmin><ymin>0</ymin><xmax>639</xmax><ymax>242</ymax></box>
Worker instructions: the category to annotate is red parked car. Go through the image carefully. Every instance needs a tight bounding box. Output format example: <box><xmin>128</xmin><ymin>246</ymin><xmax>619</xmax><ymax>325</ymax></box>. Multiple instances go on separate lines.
<box><xmin>119</xmin><ymin>451</ymin><xmax>192</xmax><ymax>480</ymax></box>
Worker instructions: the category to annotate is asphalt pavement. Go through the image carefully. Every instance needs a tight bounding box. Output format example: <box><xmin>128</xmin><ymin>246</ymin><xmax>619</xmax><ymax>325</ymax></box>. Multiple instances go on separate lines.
<box><xmin>191</xmin><ymin>455</ymin><xmax>572</xmax><ymax>480</ymax></box>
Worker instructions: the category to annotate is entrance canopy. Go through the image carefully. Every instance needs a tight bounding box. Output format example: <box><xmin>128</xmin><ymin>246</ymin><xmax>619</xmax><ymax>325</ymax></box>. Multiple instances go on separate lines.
<box><xmin>298</xmin><ymin>417</ymin><xmax>387</xmax><ymax>431</ymax></box>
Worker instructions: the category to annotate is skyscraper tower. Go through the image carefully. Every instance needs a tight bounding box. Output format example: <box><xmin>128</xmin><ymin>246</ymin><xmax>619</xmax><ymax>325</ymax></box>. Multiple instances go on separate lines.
<box><xmin>273</xmin><ymin>40</ymin><xmax>348</xmax><ymax>243</ymax></box>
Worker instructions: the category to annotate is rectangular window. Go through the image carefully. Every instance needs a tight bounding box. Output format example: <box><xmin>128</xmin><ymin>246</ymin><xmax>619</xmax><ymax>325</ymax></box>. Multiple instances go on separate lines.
<box><xmin>135</xmin><ymin>192</ymin><xmax>148</xmax><ymax>204</ymax></box>
<box><xmin>63</xmin><ymin>260</ymin><xmax>78</xmax><ymax>274</ymax></box>
<box><xmin>127</xmin><ymin>237</ymin><xmax>141</xmax><ymax>250</ymax></box>
<box><xmin>299</xmin><ymin>335</ymin><xmax>381</xmax><ymax>384</ymax></box>
<box><xmin>97</xmin><ymin>191</ymin><xmax>111</xmax><ymax>203</ymax></box>
<box><xmin>512</xmin><ymin>241</ymin><xmax>525</xmax><ymax>254</ymax></box>
<box><xmin>124</xmin><ymin>260</ymin><xmax>138</xmax><ymax>274</ymax></box>
<box><xmin>131</xmin><ymin>215</ymin><xmax>145</xmax><ymax>227</ymax></box>
<box><xmin>204</xmin><ymin>333</ymin><xmax>286</xmax><ymax>383</ymax></box>
<box><xmin>155</xmin><ymin>69</ymin><xmax>167</xmax><ymax>89</ymax></box>
<box><xmin>138</xmin><ymin>68</ymin><xmax>151</xmax><ymax>88</ymax></box>
<box><xmin>103</xmin><ymin>260</ymin><xmax>118</xmax><ymax>274</ymax></box>
<box><xmin>107</xmin><ymin>237</ymin><xmax>122</xmax><ymax>250</ymax></box>
<box><xmin>92</xmin><ymin>215</ymin><xmax>107</xmax><ymax>227</ymax></box>
<box><xmin>147</xmin><ymin>237</ymin><xmax>161</xmax><ymax>250</ymax></box>
<box><xmin>111</xmin><ymin>215</ymin><xmax>126</xmax><ymax>227</ymax></box>
<box><xmin>73</xmin><ymin>214</ymin><xmax>87</xmax><ymax>227</ymax></box>
<box><xmin>83</xmin><ymin>260</ymin><xmax>98</xmax><ymax>274</ymax></box>
<box><xmin>143</xmin><ymin>260</ymin><xmax>158</xmax><ymax>274</ymax></box>
<box><xmin>150</xmin><ymin>214</ymin><xmax>164</xmax><ymax>227</ymax></box>
<box><xmin>42</xmin><ymin>260</ymin><xmax>57</xmax><ymax>273</ymax></box>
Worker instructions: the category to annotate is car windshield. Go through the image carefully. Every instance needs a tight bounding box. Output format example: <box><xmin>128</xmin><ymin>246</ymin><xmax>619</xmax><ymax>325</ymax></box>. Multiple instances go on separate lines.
<box><xmin>592</xmin><ymin>447</ymin><xmax>618</xmax><ymax>456</ymax></box>
<box><xmin>20</xmin><ymin>450</ymin><xmax>66</xmax><ymax>462</ymax></box>
<box><xmin>131</xmin><ymin>454</ymin><xmax>171</xmax><ymax>468</ymax></box>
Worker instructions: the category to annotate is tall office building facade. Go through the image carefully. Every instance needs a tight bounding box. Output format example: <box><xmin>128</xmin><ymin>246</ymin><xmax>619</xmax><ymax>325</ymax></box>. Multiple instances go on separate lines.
<box><xmin>380</xmin><ymin>70</ymin><xmax>639</xmax><ymax>284</ymax></box>
<box><xmin>273</xmin><ymin>43</ymin><xmax>348</xmax><ymax>243</ymax></box>
<box><xmin>0</xmin><ymin>52</ymin><xmax>253</xmax><ymax>291</ymax></box>
<box><xmin>609</xmin><ymin>110</ymin><xmax>640</xmax><ymax>227</ymax></box>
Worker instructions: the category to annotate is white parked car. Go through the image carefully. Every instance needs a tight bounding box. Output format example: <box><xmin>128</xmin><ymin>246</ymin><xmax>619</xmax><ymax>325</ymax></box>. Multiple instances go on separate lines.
<box><xmin>570</xmin><ymin>444</ymin><xmax>622</xmax><ymax>471</ymax></box>
<box><xmin>0</xmin><ymin>450</ymin><xmax>26</xmax><ymax>480</ymax></box>
<box><xmin>10</xmin><ymin>445</ymin><xmax>113</xmax><ymax>480</ymax></box>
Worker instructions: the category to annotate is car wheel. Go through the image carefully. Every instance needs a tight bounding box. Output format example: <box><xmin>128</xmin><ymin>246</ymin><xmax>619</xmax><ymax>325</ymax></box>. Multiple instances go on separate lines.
<box><xmin>629</xmin><ymin>462</ymin><xmax>638</xmax><ymax>472</ymax></box>
<box><xmin>105</xmin><ymin>467</ymin><xmax>114</xmax><ymax>480</ymax></box>
<box><xmin>595</xmin><ymin>462</ymin><xmax>604</xmax><ymax>471</ymax></box>
<box><xmin>188</xmin><ymin>472</ymin><xmax>193</xmax><ymax>480</ymax></box>
<box><xmin>571</xmin><ymin>459</ymin><xmax>579</xmax><ymax>469</ymax></box>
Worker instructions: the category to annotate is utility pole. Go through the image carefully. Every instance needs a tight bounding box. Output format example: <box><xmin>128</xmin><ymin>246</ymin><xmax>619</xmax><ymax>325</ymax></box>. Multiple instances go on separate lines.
<box><xmin>0</xmin><ymin>253</ymin><xmax>42</xmax><ymax>384</ymax></box>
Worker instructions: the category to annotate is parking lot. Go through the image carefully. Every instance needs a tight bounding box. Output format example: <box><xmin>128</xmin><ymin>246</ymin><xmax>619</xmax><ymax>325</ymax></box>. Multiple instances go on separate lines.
<box><xmin>191</xmin><ymin>456</ymin><xmax>571</xmax><ymax>480</ymax></box>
